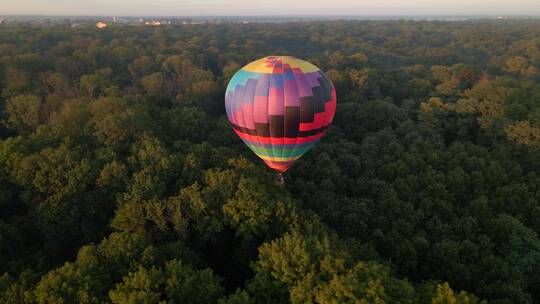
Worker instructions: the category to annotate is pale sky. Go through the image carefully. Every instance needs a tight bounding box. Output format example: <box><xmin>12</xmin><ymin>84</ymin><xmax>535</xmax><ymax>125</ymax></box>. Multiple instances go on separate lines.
<box><xmin>2</xmin><ymin>0</ymin><xmax>540</xmax><ymax>16</ymax></box>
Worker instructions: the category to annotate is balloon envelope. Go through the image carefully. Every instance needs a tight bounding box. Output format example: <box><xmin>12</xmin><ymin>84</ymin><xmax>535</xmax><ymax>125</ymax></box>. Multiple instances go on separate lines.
<box><xmin>225</xmin><ymin>56</ymin><xmax>336</xmax><ymax>172</ymax></box>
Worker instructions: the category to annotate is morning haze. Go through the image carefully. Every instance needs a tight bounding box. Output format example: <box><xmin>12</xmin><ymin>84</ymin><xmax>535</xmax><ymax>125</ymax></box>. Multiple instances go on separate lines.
<box><xmin>2</xmin><ymin>0</ymin><xmax>540</xmax><ymax>16</ymax></box>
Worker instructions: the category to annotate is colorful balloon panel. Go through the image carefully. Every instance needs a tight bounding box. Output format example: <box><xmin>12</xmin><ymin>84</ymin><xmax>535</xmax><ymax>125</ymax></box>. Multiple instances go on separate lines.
<box><xmin>225</xmin><ymin>56</ymin><xmax>336</xmax><ymax>172</ymax></box>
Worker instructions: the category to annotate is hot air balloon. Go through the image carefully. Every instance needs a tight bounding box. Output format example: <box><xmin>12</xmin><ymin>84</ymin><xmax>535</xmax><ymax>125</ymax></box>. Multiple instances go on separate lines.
<box><xmin>225</xmin><ymin>56</ymin><xmax>336</xmax><ymax>178</ymax></box>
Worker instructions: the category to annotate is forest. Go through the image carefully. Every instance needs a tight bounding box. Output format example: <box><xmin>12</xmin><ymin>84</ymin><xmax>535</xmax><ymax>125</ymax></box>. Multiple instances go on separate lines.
<box><xmin>0</xmin><ymin>19</ymin><xmax>539</xmax><ymax>303</ymax></box>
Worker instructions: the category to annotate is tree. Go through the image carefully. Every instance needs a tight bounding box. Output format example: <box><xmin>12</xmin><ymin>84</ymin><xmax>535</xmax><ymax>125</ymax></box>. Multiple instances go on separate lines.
<box><xmin>109</xmin><ymin>260</ymin><xmax>223</xmax><ymax>304</ymax></box>
<box><xmin>142</xmin><ymin>72</ymin><xmax>166</xmax><ymax>98</ymax></box>
<box><xmin>251</xmin><ymin>227</ymin><xmax>416</xmax><ymax>303</ymax></box>
<box><xmin>427</xmin><ymin>283</ymin><xmax>484</xmax><ymax>304</ymax></box>
<box><xmin>34</xmin><ymin>232</ymin><xmax>155</xmax><ymax>304</ymax></box>
<box><xmin>129</xmin><ymin>56</ymin><xmax>157</xmax><ymax>79</ymax></box>
<box><xmin>505</xmin><ymin>121</ymin><xmax>540</xmax><ymax>149</ymax></box>
<box><xmin>4</xmin><ymin>95</ymin><xmax>42</xmax><ymax>133</ymax></box>
<box><xmin>79</xmin><ymin>68</ymin><xmax>113</xmax><ymax>98</ymax></box>
<box><xmin>90</xmin><ymin>97</ymin><xmax>154</xmax><ymax>146</ymax></box>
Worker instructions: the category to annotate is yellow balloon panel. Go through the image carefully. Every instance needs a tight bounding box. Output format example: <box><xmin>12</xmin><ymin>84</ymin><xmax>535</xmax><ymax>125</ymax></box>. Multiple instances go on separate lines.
<box><xmin>242</xmin><ymin>56</ymin><xmax>320</xmax><ymax>73</ymax></box>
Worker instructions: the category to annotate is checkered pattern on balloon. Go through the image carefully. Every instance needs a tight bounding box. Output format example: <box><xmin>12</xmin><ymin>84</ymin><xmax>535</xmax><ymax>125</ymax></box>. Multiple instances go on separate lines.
<box><xmin>225</xmin><ymin>56</ymin><xmax>336</xmax><ymax>172</ymax></box>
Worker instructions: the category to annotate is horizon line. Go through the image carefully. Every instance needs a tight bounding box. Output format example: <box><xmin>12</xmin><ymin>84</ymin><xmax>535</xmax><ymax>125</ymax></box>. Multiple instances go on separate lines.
<box><xmin>4</xmin><ymin>13</ymin><xmax>540</xmax><ymax>17</ymax></box>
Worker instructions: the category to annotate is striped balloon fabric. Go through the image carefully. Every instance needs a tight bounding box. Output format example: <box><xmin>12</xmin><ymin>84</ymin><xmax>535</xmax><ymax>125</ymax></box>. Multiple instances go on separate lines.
<box><xmin>225</xmin><ymin>56</ymin><xmax>336</xmax><ymax>172</ymax></box>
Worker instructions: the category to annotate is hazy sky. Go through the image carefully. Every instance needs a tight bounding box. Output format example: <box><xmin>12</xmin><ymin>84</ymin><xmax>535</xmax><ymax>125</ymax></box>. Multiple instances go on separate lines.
<box><xmin>2</xmin><ymin>0</ymin><xmax>540</xmax><ymax>16</ymax></box>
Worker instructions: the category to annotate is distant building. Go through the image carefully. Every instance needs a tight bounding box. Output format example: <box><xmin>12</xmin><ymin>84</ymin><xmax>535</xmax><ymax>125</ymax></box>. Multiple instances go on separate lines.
<box><xmin>0</xmin><ymin>18</ymin><xmax>5</xmax><ymax>25</ymax></box>
<box><xmin>112</xmin><ymin>17</ymin><xmax>129</xmax><ymax>24</ymax></box>
<box><xmin>96</xmin><ymin>21</ymin><xmax>107</xmax><ymax>29</ymax></box>
<box><xmin>181</xmin><ymin>20</ymin><xmax>204</xmax><ymax>25</ymax></box>
<box><xmin>144</xmin><ymin>20</ymin><xmax>161</xmax><ymax>26</ymax></box>
<box><xmin>143</xmin><ymin>20</ymin><xmax>172</xmax><ymax>26</ymax></box>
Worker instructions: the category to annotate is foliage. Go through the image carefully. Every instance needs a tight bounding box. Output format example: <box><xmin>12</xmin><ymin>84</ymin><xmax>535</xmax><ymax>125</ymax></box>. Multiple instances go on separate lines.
<box><xmin>1</xmin><ymin>19</ymin><xmax>540</xmax><ymax>303</ymax></box>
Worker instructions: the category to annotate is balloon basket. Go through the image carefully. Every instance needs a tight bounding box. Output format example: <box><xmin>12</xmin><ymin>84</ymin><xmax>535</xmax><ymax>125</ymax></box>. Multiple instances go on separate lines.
<box><xmin>275</xmin><ymin>172</ymin><xmax>285</xmax><ymax>186</ymax></box>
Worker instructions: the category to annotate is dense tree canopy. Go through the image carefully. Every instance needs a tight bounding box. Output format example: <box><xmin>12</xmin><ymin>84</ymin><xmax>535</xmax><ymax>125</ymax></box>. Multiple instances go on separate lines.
<box><xmin>1</xmin><ymin>19</ymin><xmax>539</xmax><ymax>303</ymax></box>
